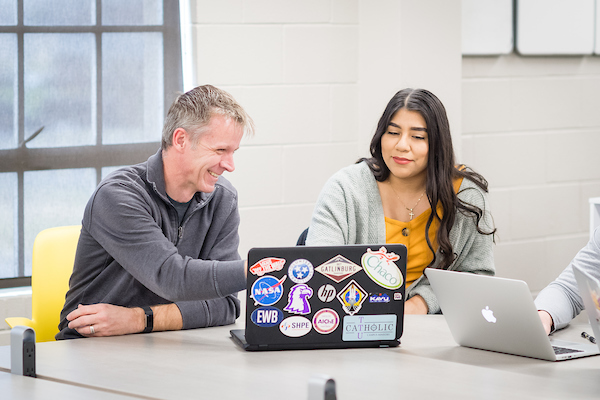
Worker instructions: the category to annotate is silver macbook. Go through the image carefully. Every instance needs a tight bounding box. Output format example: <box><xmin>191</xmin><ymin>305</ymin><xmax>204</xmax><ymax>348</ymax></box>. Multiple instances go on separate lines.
<box><xmin>425</xmin><ymin>269</ymin><xmax>600</xmax><ymax>361</ymax></box>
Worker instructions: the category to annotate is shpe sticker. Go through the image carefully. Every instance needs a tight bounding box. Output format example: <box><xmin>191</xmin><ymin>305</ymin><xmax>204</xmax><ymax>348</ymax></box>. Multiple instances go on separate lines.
<box><xmin>280</xmin><ymin>316</ymin><xmax>312</xmax><ymax>337</ymax></box>
<box><xmin>361</xmin><ymin>247</ymin><xmax>403</xmax><ymax>290</ymax></box>
<box><xmin>312</xmin><ymin>308</ymin><xmax>339</xmax><ymax>334</ymax></box>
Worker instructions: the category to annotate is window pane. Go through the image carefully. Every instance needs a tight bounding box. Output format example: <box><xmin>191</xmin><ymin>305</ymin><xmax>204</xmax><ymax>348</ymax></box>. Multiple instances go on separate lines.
<box><xmin>0</xmin><ymin>173</ymin><xmax>17</xmax><ymax>279</ymax></box>
<box><xmin>24</xmin><ymin>33</ymin><xmax>96</xmax><ymax>148</ymax></box>
<box><xmin>0</xmin><ymin>34</ymin><xmax>17</xmax><ymax>150</ymax></box>
<box><xmin>0</xmin><ymin>0</ymin><xmax>17</xmax><ymax>25</ymax></box>
<box><xmin>102</xmin><ymin>32</ymin><xmax>163</xmax><ymax>144</ymax></box>
<box><xmin>24</xmin><ymin>168</ymin><xmax>96</xmax><ymax>276</ymax></box>
<box><xmin>24</xmin><ymin>0</ymin><xmax>95</xmax><ymax>26</ymax></box>
<box><xmin>101</xmin><ymin>165</ymin><xmax>125</xmax><ymax>180</ymax></box>
<box><xmin>102</xmin><ymin>0</ymin><xmax>163</xmax><ymax>25</ymax></box>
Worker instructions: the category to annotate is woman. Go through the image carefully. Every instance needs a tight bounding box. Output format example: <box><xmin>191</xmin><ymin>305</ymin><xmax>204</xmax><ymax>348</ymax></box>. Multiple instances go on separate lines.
<box><xmin>305</xmin><ymin>88</ymin><xmax>495</xmax><ymax>314</ymax></box>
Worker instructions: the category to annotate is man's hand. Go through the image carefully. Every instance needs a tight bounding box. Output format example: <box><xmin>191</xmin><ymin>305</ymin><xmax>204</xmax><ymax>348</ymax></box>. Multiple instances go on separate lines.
<box><xmin>538</xmin><ymin>310</ymin><xmax>554</xmax><ymax>335</ymax></box>
<box><xmin>67</xmin><ymin>304</ymin><xmax>145</xmax><ymax>337</ymax></box>
<box><xmin>67</xmin><ymin>303</ymin><xmax>184</xmax><ymax>337</ymax></box>
<box><xmin>405</xmin><ymin>295</ymin><xmax>428</xmax><ymax>314</ymax></box>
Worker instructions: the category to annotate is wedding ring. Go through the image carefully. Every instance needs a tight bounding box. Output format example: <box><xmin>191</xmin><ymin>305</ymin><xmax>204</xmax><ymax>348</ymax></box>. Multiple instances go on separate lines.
<box><xmin>89</xmin><ymin>325</ymin><xmax>95</xmax><ymax>334</ymax></box>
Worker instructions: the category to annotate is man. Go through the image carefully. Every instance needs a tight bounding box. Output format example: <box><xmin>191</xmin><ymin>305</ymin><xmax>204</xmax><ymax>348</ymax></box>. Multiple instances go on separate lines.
<box><xmin>536</xmin><ymin>227</ymin><xmax>600</xmax><ymax>335</ymax></box>
<box><xmin>56</xmin><ymin>85</ymin><xmax>253</xmax><ymax>339</ymax></box>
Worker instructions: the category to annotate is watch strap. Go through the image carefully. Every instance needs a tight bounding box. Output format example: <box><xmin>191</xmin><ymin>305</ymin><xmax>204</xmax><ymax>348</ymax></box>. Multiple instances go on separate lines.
<box><xmin>141</xmin><ymin>305</ymin><xmax>153</xmax><ymax>333</ymax></box>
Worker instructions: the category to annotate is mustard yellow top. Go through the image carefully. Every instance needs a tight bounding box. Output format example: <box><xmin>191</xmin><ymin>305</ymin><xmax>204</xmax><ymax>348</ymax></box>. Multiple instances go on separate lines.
<box><xmin>385</xmin><ymin>177</ymin><xmax>464</xmax><ymax>287</ymax></box>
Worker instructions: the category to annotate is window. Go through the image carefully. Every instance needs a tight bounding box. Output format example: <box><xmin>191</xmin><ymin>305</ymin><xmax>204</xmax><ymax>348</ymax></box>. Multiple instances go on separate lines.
<box><xmin>0</xmin><ymin>0</ymin><xmax>182</xmax><ymax>287</ymax></box>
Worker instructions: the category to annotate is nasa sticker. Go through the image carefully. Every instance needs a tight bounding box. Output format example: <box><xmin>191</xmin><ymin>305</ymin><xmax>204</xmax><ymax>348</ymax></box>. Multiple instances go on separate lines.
<box><xmin>280</xmin><ymin>316</ymin><xmax>312</xmax><ymax>337</ymax></box>
<box><xmin>250</xmin><ymin>307</ymin><xmax>284</xmax><ymax>327</ymax></box>
<box><xmin>250</xmin><ymin>275</ymin><xmax>286</xmax><ymax>306</ymax></box>
<box><xmin>283</xmin><ymin>284</ymin><xmax>313</xmax><ymax>315</ymax></box>
<box><xmin>317</xmin><ymin>284</ymin><xmax>336</xmax><ymax>303</ymax></box>
<box><xmin>288</xmin><ymin>259</ymin><xmax>314</xmax><ymax>284</ymax></box>
<box><xmin>312</xmin><ymin>308</ymin><xmax>340</xmax><ymax>334</ymax></box>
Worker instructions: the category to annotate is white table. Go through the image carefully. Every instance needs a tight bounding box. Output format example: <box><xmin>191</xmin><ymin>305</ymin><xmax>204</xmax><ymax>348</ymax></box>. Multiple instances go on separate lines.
<box><xmin>1</xmin><ymin>316</ymin><xmax>599</xmax><ymax>399</ymax></box>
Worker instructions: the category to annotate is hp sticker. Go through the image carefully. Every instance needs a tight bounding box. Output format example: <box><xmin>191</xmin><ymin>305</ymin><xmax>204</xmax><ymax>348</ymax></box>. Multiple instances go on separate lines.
<box><xmin>288</xmin><ymin>259</ymin><xmax>314</xmax><ymax>284</ymax></box>
<box><xmin>317</xmin><ymin>284</ymin><xmax>336</xmax><ymax>303</ymax></box>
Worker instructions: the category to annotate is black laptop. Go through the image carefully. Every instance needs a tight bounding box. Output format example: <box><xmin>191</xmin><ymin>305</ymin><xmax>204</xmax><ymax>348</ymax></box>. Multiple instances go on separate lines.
<box><xmin>230</xmin><ymin>244</ymin><xmax>407</xmax><ymax>351</ymax></box>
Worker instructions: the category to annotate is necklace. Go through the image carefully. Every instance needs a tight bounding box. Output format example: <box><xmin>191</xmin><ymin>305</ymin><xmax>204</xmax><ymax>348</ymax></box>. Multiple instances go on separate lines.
<box><xmin>388</xmin><ymin>182</ymin><xmax>426</xmax><ymax>221</ymax></box>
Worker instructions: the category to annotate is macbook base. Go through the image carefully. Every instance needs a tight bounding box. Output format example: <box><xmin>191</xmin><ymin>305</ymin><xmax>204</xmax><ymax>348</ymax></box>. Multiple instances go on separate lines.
<box><xmin>426</xmin><ymin>269</ymin><xmax>600</xmax><ymax>361</ymax></box>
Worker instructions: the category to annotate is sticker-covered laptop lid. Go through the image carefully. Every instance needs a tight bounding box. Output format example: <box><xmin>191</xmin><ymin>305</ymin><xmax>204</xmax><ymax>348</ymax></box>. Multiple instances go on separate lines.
<box><xmin>243</xmin><ymin>244</ymin><xmax>406</xmax><ymax>350</ymax></box>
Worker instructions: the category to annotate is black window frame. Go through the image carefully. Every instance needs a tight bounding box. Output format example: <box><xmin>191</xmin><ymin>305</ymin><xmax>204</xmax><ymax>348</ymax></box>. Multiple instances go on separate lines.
<box><xmin>0</xmin><ymin>0</ymin><xmax>183</xmax><ymax>288</ymax></box>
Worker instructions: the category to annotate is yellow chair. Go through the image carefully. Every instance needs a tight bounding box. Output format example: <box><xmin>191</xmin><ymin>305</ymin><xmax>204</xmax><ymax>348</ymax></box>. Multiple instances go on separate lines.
<box><xmin>5</xmin><ymin>225</ymin><xmax>81</xmax><ymax>342</ymax></box>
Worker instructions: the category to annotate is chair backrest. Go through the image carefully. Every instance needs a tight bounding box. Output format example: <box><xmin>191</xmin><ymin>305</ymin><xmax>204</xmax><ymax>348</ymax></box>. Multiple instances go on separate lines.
<box><xmin>24</xmin><ymin>226</ymin><xmax>80</xmax><ymax>341</ymax></box>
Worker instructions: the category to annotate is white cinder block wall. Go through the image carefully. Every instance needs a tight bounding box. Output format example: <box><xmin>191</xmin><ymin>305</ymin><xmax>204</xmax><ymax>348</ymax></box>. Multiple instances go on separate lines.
<box><xmin>462</xmin><ymin>56</ymin><xmax>600</xmax><ymax>293</ymax></box>
<box><xmin>189</xmin><ymin>0</ymin><xmax>461</xmax><ymax>257</ymax></box>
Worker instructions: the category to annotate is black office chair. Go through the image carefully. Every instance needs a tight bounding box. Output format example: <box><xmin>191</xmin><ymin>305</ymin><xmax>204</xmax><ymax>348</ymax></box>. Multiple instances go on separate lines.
<box><xmin>296</xmin><ymin>228</ymin><xmax>308</xmax><ymax>246</ymax></box>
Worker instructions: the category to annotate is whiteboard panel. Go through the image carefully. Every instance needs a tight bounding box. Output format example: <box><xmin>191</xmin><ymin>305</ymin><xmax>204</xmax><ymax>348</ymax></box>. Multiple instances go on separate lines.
<box><xmin>462</xmin><ymin>0</ymin><xmax>513</xmax><ymax>55</ymax></box>
<box><xmin>516</xmin><ymin>0</ymin><xmax>595</xmax><ymax>55</ymax></box>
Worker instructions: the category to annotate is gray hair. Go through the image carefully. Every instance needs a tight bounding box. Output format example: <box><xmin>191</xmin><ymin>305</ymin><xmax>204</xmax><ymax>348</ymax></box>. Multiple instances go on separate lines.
<box><xmin>161</xmin><ymin>85</ymin><xmax>255</xmax><ymax>150</ymax></box>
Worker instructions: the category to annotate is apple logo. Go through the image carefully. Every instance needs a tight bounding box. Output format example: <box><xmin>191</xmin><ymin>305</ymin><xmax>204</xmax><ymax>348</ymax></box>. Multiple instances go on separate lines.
<box><xmin>481</xmin><ymin>306</ymin><xmax>497</xmax><ymax>323</ymax></box>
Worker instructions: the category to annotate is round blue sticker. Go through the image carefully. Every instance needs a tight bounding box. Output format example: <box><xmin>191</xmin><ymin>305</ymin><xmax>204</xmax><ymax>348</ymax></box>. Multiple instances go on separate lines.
<box><xmin>251</xmin><ymin>306</ymin><xmax>284</xmax><ymax>327</ymax></box>
<box><xmin>288</xmin><ymin>259</ymin><xmax>314</xmax><ymax>284</ymax></box>
<box><xmin>250</xmin><ymin>275</ymin><xmax>285</xmax><ymax>306</ymax></box>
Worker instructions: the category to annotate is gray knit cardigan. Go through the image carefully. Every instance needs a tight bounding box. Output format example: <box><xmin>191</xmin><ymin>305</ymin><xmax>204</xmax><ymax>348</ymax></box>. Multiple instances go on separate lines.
<box><xmin>306</xmin><ymin>162</ymin><xmax>495</xmax><ymax>314</ymax></box>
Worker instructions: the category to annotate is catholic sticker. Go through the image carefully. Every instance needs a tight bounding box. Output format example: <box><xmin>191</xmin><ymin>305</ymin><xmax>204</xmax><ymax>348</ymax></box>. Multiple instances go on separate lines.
<box><xmin>361</xmin><ymin>247</ymin><xmax>403</xmax><ymax>290</ymax></box>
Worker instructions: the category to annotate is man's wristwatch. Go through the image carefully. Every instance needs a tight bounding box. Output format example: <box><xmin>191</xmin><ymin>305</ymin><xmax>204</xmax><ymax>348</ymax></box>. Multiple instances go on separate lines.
<box><xmin>141</xmin><ymin>305</ymin><xmax>153</xmax><ymax>333</ymax></box>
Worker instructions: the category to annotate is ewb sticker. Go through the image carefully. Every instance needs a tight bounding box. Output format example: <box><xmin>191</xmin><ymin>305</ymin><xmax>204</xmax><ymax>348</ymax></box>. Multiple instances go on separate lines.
<box><xmin>251</xmin><ymin>307</ymin><xmax>284</xmax><ymax>327</ymax></box>
<box><xmin>336</xmin><ymin>280</ymin><xmax>367</xmax><ymax>316</ymax></box>
<box><xmin>361</xmin><ymin>247</ymin><xmax>403</xmax><ymax>290</ymax></box>
<box><xmin>342</xmin><ymin>315</ymin><xmax>397</xmax><ymax>341</ymax></box>
<box><xmin>250</xmin><ymin>275</ymin><xmax>286</xmax><ymax>306</ymax></box>
<box><xmin>283</xmin><ymin>284</ymin><xmax>313</xmax><ymax>315</ymax></box>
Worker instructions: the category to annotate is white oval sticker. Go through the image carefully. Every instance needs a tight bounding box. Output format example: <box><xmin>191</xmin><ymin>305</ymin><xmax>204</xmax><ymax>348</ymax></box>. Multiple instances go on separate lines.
<box><xmin>279</xmin><ymin>316</ymin><xmax>312</xmax><ymax>337</ymax></box>
<box><xmin>361</xmin><ymin>247</ymin><xmax>403</xmax><ymax>290</ymax></box>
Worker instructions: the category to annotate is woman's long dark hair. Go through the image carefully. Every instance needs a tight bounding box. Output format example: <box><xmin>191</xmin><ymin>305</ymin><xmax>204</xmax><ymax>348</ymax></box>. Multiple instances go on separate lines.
<box><xmin>359</xmin><ymin>88</ymin><xmax>495</xmax><ymax>269</ymax></box>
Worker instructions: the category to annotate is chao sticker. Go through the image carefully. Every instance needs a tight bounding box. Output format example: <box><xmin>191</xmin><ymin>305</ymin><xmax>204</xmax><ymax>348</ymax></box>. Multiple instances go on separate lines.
<box><xmin>249</xmin><ymin>257</ymin><xmax>286</xmax><ymax>276</ymax></box>
<box><xmin>280</xmin><ymin>316</ymin><xmax>312</xmax><ymax>337</ymax></box>
<box><xmin>336</xmin><ymin>279</ymin><xmax>368</xmax><ymax>316</ymax></box>
<box><xmin>283</xmin><ymin>284</ymin><xmax>313</xmax><ymax>315</ymax></box>
<box><xmin>312</xmin><ymin>308</ymin><xmax>340</xmax><ymax>334</ymax></box>
<box><xmin>250</xmin><ymin>275</ymin><xmax>286</xmax><ymax>306</ymax></box>
<box><xmin>288</xmin><ymin>259</ymin><xmax>314</xmax><ymax>284</ymax></box>
<box><xmin>315</xmin><ymin>255</ymin><xmax>362</xmax><ymax>283</ymax></box>
<box><xmin>361</xmin><ymin>247</ymin><xmax>404</xmax><ymax>290</ymax></box>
